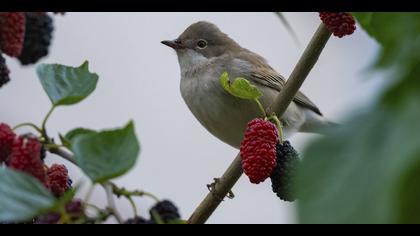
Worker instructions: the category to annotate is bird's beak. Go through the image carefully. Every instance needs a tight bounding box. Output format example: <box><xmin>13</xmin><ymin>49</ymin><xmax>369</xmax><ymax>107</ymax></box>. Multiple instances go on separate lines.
<box><xmin>161</xmin><ymin>39</ymin><xmax>183</xmax><ymax>50</ymax></box>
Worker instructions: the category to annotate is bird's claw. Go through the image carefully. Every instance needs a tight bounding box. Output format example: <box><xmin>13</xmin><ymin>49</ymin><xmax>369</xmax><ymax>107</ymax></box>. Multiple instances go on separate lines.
<box><xmin>207</xmin><ymin>178</ymin><xmax>235</xmax><ymax>201</ymax></box>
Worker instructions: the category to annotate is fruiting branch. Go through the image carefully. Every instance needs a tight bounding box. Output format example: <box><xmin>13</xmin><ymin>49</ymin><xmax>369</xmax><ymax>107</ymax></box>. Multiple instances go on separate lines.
<box><xmin>188</xmin><ymin>23</ymin><xmax>332</xmax><ymax>224</ymax></box>
<box><xmin>49</xmin><ymin>146</ymin><xmax>124</xmax><ymax>223</ymax></box>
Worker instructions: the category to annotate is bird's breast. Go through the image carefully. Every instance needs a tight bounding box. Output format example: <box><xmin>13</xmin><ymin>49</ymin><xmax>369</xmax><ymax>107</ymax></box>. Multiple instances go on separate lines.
<box><xmin>180</xmin><ymin>70</ymin><xmax>262</xmax><ymax>148</ymax></box>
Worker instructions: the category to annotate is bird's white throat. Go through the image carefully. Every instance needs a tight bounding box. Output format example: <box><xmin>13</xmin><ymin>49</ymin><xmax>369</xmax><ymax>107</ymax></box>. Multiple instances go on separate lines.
<box><xmin>176</xmin><ymin>49</ymin><xmax>212</xmax><ymax>77</ymax></box>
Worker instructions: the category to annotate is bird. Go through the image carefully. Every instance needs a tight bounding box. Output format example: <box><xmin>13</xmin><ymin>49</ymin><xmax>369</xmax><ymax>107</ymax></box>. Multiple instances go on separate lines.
<box><xmin>162</xmin><ymin>21</ymin><xmax>332</xmax><ymax>149</ymax></box>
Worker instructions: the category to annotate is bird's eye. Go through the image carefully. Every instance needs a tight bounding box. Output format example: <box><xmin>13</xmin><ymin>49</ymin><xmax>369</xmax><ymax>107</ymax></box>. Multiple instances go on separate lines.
<box><xmin>197</xmin><ymin>40</ymin><xmax>207</xmax><ymax>49</ymax></box>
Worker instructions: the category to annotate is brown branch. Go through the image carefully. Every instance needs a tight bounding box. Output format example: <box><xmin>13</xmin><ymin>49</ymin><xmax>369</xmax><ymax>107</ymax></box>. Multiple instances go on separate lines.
<box><xmin>188</xmin><ymin>23</ymin><xmax>332</xmax><ymax>224</ymax></box>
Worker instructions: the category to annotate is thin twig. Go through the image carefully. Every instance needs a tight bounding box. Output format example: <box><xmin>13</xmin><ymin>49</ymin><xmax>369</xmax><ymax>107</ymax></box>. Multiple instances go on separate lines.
<box><xmin>188</xmin><ymin>23</ymin><xmax>332</xmax><ymax>224</ymax></box>
<box><xmin>103</xmin><ymin>183</ymin><xmax>124</xmax><ymax>224</ymax></box>
<box><xmin>49</xmin><ymin>147</ymin><xmax>77</xmax><ymax>165</ymax></box>
<box><xmin>111</xmin><ymin>183</ymin><xmax>160</xmax><ymax>202</ymax></box>
<box><xmin>274</xmin><ymin>12</ymin><xmax>301</xmax><ymax>47</ymax></box>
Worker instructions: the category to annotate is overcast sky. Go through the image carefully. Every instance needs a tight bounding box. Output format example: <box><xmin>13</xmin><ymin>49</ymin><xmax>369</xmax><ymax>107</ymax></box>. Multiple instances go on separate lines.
<box><xmin>0</xmin><ymin>12</ymin><xmax>385</xmax><ymax>224</ymax></box>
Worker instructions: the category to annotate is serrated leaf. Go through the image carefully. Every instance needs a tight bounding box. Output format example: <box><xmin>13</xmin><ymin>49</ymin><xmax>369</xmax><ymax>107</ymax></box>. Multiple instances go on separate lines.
<box><xmin>220</xmin><ymin>72</ymin><xmax>262</xmax><ymax>100</ymax></box>
<box><xmin>0</xmin><ymin>168</ymin><xmax>56</xmax><ymax>222</ymax></box>
<box><xmin>71</xmin><ymin>121</ymin><xmax>140</xmax><ymax>183</ymax></box>
<box><xmin>36</xmin><ymin>61</ymin><xmax>99</xmax><ymax>106</ymax></box>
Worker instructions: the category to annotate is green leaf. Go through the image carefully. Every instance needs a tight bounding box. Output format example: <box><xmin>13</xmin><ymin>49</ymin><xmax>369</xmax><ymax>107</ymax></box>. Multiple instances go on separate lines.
<box><xmin>220</xmin><ymin>72</ymin><xmax>262</xmax><ymax>100</ymax></box>
<box><xmin>352</xmin><ymin>13</ymin><xmax>420</xmax><ymax>71</ymax></box>
<box><xmin>0</xmin><ymin>168</ymin><xmax>55</xmax><ymax>222</ymax></box>
<box><xmin>295</xmin><ymin>12</ymin><xmax>420</xmax><ymax>225</ymax></box>
<box><xmin>71</xmin><ymin>121</ymin><xmax>140</xmax><ymax>183</ymax></box>
<box><xmin>36</xmin><ymin>61</ymin><xmax>99</xmax><ymax>106</ymax></box>
<box><xmin>296</xmin><ymin>95</ymin><xmax>420</xmax><ymax>224</ymax></box>
<box><xmin>64</xmin><ymin>128</ymin><xmax>98</xmax><ymax>148</ymax></box>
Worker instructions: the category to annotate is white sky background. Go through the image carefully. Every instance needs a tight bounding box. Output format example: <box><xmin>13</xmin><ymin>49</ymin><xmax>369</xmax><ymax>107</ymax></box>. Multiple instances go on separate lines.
<box><xmin>0</xmin><ymin>12</ymin><xmax>385</xmax><ymax>224</ymax></box>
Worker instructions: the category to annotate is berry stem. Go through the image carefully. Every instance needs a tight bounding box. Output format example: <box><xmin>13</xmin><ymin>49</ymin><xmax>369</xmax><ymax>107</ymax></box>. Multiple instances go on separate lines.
<box><xmin>188</xmin><ymin>22</ymin><xmax>332</xmax><ymax>224</ymax></box>
<box><xmin>41</xmin><ymin>105</ymin><xmax>56</xmax><ymax>139</ymax></box>
<box><xmin>268</xmin><ymin>114</ymin><xmax>284</xmax><ymax>144</ymax></box>
<box><xmin>254</xmin><ymin>98</ymin><xmax>267</xmax><ymax>118</ymax></box>
<box><xmin>13</xmin><ymin>122</ymin><xmax>43</xmax><ymax>134</ymax></box>
<box><xmin>127</xmin><ymin>197</ymin><xmax>138</xmax><ymax>217</ymax></box>
<box><xmin>58</xmin><ymin>206</ymin><xmax>72</xmax><ymax>224</ymax></box>
<box><xmin>111</xmin><ymin>183</ymin><xmax>161</xmax><ymax>202</ymax></box>
<box><xmin>150</xmin><ymin>209</ymin><xmax>165</xmax><ymax>224</ymax></box>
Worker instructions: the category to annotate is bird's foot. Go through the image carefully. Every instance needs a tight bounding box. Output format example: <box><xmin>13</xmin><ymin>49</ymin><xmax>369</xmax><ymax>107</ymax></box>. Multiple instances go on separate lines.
<box><xmin>207</xmin><ymin>178</ymin><xmax>235</xmax><ymax>201</ymax></box>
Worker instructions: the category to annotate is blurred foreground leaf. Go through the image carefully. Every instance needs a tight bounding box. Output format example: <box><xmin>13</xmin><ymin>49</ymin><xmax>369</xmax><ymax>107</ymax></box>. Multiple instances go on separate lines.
<box><xmin>297</xmin><ymin>13</ymin><xmax>420</xmax><ymax>223</ymax></box>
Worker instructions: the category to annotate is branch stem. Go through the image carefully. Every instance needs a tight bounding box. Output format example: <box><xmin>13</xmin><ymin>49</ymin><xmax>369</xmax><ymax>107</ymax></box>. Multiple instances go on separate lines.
<box><xmin>103</xmin><ymin>183</ymin><xmax>124</xmax><ymax>224</ymax></box>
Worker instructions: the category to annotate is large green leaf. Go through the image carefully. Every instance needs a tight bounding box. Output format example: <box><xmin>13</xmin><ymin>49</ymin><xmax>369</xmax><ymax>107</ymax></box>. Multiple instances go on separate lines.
<box><xmin>71</xmin><ymin>121</ymin><xmax>140</xmax><ymax>183</ymax></box>
<box><xmin>297</xmin><ymin>97</ymin><xmax>420</xmax><ymax>223</ymax></box>
<box><xmin>36</xmin><ymin>61</ymin><xmax>99</xmax><ymax>106</ymax></box>
<box><xmin>297</xmin><ymin>13</ymin><xmax>420</xmax><ymax>224</ymax></box>
<box><xmin>0</xmin><ymin>168</ymin><xmax>55</xmax><ymax>222</ymax></box>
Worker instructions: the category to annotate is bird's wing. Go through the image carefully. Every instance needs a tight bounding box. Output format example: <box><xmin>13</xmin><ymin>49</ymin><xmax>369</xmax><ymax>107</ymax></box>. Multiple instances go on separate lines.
<box><xmin>236</xmin><ymin>50</ymin><xmax>323</xmax><ymax>116</ymax></box>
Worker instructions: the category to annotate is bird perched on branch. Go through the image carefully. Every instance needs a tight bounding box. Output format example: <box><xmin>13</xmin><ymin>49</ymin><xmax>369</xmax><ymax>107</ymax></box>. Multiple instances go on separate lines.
<box><xmin>162</xmin><ymin>21</ymin><xmax>332</xmax><ymax>149</ymax></box>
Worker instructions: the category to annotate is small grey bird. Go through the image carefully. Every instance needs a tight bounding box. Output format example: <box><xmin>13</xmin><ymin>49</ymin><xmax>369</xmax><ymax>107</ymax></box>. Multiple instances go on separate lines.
<box><xmin>162</xmin><ymin>21</ymin><xmax>331</xmax><ymax>149</ymax></box>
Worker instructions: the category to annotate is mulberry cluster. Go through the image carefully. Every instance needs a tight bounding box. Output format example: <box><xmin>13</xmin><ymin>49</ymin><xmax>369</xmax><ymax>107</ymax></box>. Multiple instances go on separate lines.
<box><xmin>0</xmin><ymin>12</ymin><xmax>60</xmax><ymax>89</ymax></box>
<box><xmin>240</xmin><ymin>118</ymin><xmax>279</xmax><ymax>184</ymax></box>
<box><xmin>0</xmin><ymin>123</ymin><xmax>71</xmax><ymax>196</ymax></box>
<box><xmin>270</xmin><ymin>141</ymin><xmax>300</xmax><ymax>202</ymax></box>
<box><xmin>319</xmin><ymin>12</ymin><xmax>356</xmax><ymax>38</ymax></box>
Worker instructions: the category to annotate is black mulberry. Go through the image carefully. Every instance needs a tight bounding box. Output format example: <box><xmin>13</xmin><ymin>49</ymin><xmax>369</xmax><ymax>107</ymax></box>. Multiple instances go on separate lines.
<box><xmin>18</xmin><ymin>12</ymin><xmax>54</xmax><ymax>65</ymax></box>
<box><xmin>270</xmin><ymin>141</ymin><xmax>300</xmax><ymax>202</ymax></box>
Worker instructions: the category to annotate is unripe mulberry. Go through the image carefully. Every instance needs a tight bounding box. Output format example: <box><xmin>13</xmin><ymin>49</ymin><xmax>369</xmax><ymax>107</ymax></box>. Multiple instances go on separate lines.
<box><xmin>8</xmin><ymin>136</ymin><xmax>47</xmax><ymax>184</ymax></box>
<box><xmin>240</xmin><ymin>118</ymin><xmax>278</xmax><ymax>184</ymax></box>
<box><xmin>46</xmin><ymin>164</ymin><xmax>69</xmax><ymax>197</ymax></box>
